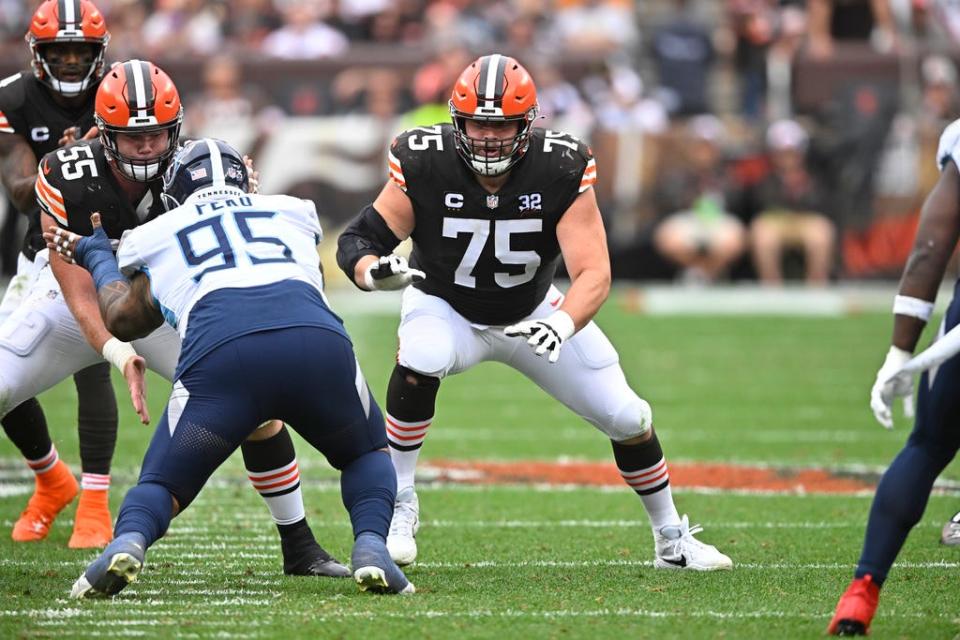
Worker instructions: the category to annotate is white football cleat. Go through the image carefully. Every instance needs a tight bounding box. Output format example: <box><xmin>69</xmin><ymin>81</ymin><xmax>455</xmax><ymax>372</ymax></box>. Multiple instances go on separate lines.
<box><xmin>941</xmin><ymin>510</ymin><xmax>960</xmax><ymax>546</ymax></box>
<box><xmin>386</xmin><ymin>486</ymin><xmax>419</xmax><ymax>566</ymax></box>
<box><xmin>654</xmin><ymin>515</ymin><xmax>733</xmax><ymax>571</ymax></box>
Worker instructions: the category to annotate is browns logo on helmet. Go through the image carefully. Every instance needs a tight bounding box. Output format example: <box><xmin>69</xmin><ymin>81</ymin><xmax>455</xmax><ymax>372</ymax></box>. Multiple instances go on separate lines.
<box><xmin>449</xmin><ymin>54</ymin><xmax>539</xmax><ymax>176</ymax></box>
<box><xmin>95</xmin><ymin>60</ymin><xmax>183</xmax><ymax>182</ymax></box>
<box><xmin>26</xmin><ymin>0</ymin><xmax>110</xmax><ymax>98</ymax></box>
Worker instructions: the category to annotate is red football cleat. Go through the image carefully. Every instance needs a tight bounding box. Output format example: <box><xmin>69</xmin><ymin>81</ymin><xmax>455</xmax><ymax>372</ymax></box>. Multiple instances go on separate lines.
<box><xmin>827</xmin><ymin>574</ymin><xmax>880</xmax><ymax>636</ymax></box>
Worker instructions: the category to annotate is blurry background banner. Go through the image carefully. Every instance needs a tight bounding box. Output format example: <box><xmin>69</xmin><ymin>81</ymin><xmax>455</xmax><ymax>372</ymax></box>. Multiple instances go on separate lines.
<box><xmin>1</xmin><ymin>0</ymin><xmax>959</xmax><ymax>284</ymax></box>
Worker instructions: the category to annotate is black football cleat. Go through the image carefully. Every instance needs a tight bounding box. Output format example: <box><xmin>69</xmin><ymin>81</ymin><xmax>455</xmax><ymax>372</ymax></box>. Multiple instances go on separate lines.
<box><xmin>281</xmin><ymin>523</ymin><xmax>350</xmax><ymax>578</ymax></box>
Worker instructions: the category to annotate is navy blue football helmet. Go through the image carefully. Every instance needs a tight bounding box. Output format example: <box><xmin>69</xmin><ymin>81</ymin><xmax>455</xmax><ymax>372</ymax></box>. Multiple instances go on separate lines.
<box><xmin>161</xmin><ymin>138</ymin><xmax>249</xmax><ymax>211</ymax></box>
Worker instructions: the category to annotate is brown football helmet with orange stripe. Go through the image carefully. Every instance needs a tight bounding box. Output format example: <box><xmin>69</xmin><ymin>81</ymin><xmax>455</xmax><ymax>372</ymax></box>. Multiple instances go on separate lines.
<box><xmin>449</xmin><ymin>54</ymin><xmax>539</xmax><ymax>176</ymax></box>
<box><xmin>26</xmin><ymin>0</ymin><xmax>110</xmax><ymax>98</ymax></box>
<box><xmin>95</xmin><ymin>60</ymin><xmax>182</xmax><ymax>182</ymax></box>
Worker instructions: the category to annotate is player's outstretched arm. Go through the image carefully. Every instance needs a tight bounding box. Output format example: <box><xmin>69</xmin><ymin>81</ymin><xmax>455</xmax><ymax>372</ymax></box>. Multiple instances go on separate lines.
<box><xmin>45</xmin><ymin>213</ymin><xmax>163</xmax><ymax>342</ymax></box>
<box><xmin>870</xmin><ymin>160</ymin><xmax>960</xmax><ymax>428</ymax></box>
<box><xmin>553</xmin><ymin>187</ymin><xmax>612</xmax><ymax>330</ymax></box>
<box><xmin>337</xmin><ymin>179</ymin><xmax>420</xmax><ymax>290</ymax></box>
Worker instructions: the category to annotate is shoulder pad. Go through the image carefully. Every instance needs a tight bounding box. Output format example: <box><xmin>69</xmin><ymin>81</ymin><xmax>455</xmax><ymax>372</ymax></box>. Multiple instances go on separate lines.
<box><xmin>937</xmin><ymin>118</ymin><xmax>960</xmax><ymax>172</ymax></box>
<box><xmin>388</xmin><ymin>124</ymin><xmax>451</xmax><ymax>192</ymax></box>
<box><xmin>35</xmin><ymin>155</ymin><xmax>67</xmax><ymax>226</ymax></box>
<box><xmin>0</xmin><ymin>72</ymin><xmax>28</xmax><ymax>135</ymax></box>
<box><xmin>36</xmin><ymin>141</ymin><xmax>99</xmax><ymax>227</ymax></box>
<box><xmin>534</xmin><ymin>129</ymin><xmax>596</xmax><ymax>193</ymax></box>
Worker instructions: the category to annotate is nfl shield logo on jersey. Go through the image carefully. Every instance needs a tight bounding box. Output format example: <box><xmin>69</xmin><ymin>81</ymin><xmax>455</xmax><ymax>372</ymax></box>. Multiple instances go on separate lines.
<box><xmin>486</xmin><ymin>194</ymin><xmax>499</xmax><ymax>209</ymax></box>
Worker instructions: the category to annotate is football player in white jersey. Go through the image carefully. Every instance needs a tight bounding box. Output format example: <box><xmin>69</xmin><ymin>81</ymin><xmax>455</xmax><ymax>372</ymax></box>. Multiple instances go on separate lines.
<box><xmin>48</xmin><ymin>139</ymin><xmax>412</xmax><ymax>597</ymax></box>
<box><xmin>25</xmin><ymin>60</ymin><xmax>347</xmax><ymax>576</ymax></box>
<box><xmin>828</xmin><ymin>119</ymin><xmax>960</xmax><ymax>634</ymax></box>
<box><xmin>336</xmin><ymin>54</ymin><xmax>732</xmax><ymax>571</ymax></box>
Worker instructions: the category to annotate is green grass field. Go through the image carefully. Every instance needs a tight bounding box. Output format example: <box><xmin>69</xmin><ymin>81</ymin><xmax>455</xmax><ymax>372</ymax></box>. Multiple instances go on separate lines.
<box><xmin>1</xmin><ymin>300</ymin><xmax>958</xmax><ymax>638</ymax></box>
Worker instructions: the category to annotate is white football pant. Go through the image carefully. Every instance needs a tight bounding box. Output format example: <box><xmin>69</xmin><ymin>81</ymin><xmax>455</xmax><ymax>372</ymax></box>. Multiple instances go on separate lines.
<box><xmin>0</xmin><ymin>262</ymin><xmax>181</xmax><ymax>418</ymax></box>
<box><xmin>397</xmin><ymin>285</ymin><xmax>651</xmax><ymax>441</ymax></box>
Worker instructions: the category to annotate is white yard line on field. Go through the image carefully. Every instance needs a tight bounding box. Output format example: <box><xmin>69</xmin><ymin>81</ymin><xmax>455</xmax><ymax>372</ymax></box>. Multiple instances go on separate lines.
<box><xmin>4</xmin><ymin>557</ymin><xmax>956</xmax><ymax>572</ymax></box>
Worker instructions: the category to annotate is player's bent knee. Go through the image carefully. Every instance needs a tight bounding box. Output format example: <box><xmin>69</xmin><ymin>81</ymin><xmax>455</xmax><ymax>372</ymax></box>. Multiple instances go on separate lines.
<box><xmin>393</xmin><ymin>364</ymin><xmax>441</xmax><ymax>390</ymax></box>
<box><xmin>602</xmin><ymin>396</ymin><xmax>653</xmax><ymax>442</ymax></box>
<box><xmin>247</xmin><ymin>419</ymin><xmax>283</xmax><ymax>440</ymax></box>
<box><xmin>399</xmin><ymin>336</ymin><xmax>455</xmax><ymax>378</ymax></box>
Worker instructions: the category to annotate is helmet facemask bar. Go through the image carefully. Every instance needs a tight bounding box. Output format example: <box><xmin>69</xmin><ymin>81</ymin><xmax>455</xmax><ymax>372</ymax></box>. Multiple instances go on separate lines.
<box><xmin>29</xmin><ymin>37</ymin><xmax>109</xmax><ymax>98</ymax></box>
<box><xmin>97</xmin><ymin>110</ymin><xmax>182</xmax><ymax>183</ymax></box>
<box><xmin>450</xmin><ymin>103</ymin><xmax>538</xmax><ymax>176</ymax></box>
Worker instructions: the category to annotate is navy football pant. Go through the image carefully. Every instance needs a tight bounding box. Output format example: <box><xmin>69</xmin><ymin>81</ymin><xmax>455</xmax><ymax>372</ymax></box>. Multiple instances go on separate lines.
<box><xmin>856</xmin><ymin>286</ymin><xmax>960</xmax><ymax>585</ymax></box>
<box><xmin>114</xmin><ymin>326</ymin><xmax>393</xmax><ymax>546</ymax></box>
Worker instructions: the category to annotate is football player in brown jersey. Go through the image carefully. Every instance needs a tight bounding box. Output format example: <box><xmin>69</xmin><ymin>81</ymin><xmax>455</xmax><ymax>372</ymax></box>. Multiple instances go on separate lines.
<box><xmin>0</xmin><ymin>0</ymin><xmax>119</xmax><ymax>549</ymax></box>
<box><xmin>337</xmin><ymin>54</ymin><xmax>732</xmax><ymax>572</ymax></box>
<box><xmin>17</xmin><ymin>60</ymin><xmax>349</xmax><ymax>577</ymax></box>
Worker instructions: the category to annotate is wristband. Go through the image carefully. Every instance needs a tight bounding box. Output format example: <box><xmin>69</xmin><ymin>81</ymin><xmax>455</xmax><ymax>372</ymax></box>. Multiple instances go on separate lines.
<box><xmin>101</xmin><ymin>337</ymin><xmax>137</xmax><ymax>372</ymax></box>
<box><xmin>546</xmin><ymin>310</ymin><xmax>576</xmax><ymax>341</ymax></box>
<box><xmin>893</xmin><ymin>295</ymin><xmax>934</xmax><ymax>322</ymax></box>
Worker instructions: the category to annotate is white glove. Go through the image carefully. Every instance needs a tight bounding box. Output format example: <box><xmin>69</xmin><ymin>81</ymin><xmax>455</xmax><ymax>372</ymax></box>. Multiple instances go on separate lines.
<box><xmin>504</xmin><ymin>310</ymin><xmax>576</xmax><ymax>364</ymax></box>
<box><xmin>869</xmin><ymin>346</ymin><xmax>916</xmax><ymax>429</ymax></box>
<box><xmin>363</xmin><ymin>255</ymin><xmax>425</xmax><ymax>291</ymax></box>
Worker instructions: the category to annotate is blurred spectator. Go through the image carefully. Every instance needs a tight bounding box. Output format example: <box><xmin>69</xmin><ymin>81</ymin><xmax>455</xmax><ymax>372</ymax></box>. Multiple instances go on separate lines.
<box><xmin>365</xmin><ymin>0</ymin><xmax>425</xmax><ymax>43</ymax></box>
<box><xmin>725</xmin><ymin>0</ymin><xmax>780</xmax><ymax>120</ymax></box>
<box><xmin>581</xmin><ymin>60</ymin><xmax>668</xmax><ymax>135</ymax></box>
<box><xmin>923</xmin><ymin>0</ymin><xmax>960</xmax><ymax>48</ymax></box>
<box><xmin>101</xmin><ymin>1</ymin><xmax>151</xmax><ymax>61</ymax></box>
<box><xmin>529</xmin><ymin>61</ymin><xmax>595</xmax><ymax>139</ymax></box>
<box><xmin>261</xmin><ymin>0</ymin><xmax>349</xmax><ymax>59</ymax></box>
<box><xmin>331</xmin><ymin>66</ymin><xmax>406</xmax><ymax>121</ymax></box>
<box><xmin>184</xmin><ymin>54</ymin><xmax>280</xmax><ymax>153</ymax></box>
<box><xmin>222</xmin><ymin>0</ymin><xmax>282</xmax><ymax>50</ymax></box>
<box><xmin>422</xmin><ymin>0</ymin><xmax>499</xmax><ymax>51</ymax></box>
<box><xmin>917</xmin><ymin>55</ymin><xmax>960</xmax><ymax>193</ymax></box>
<box><xmin>651</xmin><ymin>0</ymin><xmax>716</xmax><ymax>116</ymax></box>
<box><xmin>766</xmin><ymin>4</ymin><xmax>808</xmax><ymax>120</ymax></box>
<box><xmin>806</xmin><ymin>0</ymin><xmax>899</xmax><ymax>59</ymax></box>
<box><xmin>750</xmin><ymin>119</ymin><xmax>836</xmax><ymax>284</ymax></box>
<box><xmin>400</xmin><ymin>45</ymin><xmax>471</xmax><ymax>128</ymax></box>
<box><xmin>552</xmin><ymin>0</ymin><xmax>639</xmax><ymax>55</ymax></box>
<box><xmin>652</xmin><ymin>115</ymin><xmax>747</xmax><ymax>284</ymax></box>
<box><xmin>141</xmin><ymin>0</ymin><xmax>226</xmax><ymax>59</ymax></box>
<box><xmin>0</xmin><ymin>0</ymin><xmax>27</xmax><ymax>40</ymax></box>
<box><xmin>337</xmin><ymin>0</ymin><xmax>394</xmax><ymax>40</ymax></box>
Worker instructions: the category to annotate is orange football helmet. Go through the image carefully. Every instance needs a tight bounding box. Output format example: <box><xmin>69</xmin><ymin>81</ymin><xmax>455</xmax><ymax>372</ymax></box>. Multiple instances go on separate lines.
<box><xmin>26</xmin><ymin>0</ymin><xmax>110</xmax><ymax>97</ymax></box>
<box><xmin>95</xmin><ymin>60</ymin><xmax>183</xmax><ymax>182</ymax></box>
<box><xmin>449</xmin><ymin>54</ymin><xmax>539</xmax><ymax>176</ymax></box>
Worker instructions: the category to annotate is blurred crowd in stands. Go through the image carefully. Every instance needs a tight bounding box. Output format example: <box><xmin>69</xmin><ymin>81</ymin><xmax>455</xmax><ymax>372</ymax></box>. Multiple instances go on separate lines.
<box><xmin>2</xmin><ymin>0</ymin><xmax>960</xmax><ymax>284</ymax></box>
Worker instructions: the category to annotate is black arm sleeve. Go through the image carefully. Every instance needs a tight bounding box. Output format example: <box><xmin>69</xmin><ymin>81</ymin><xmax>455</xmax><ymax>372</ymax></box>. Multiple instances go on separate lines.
<box><xmin>336</xmin><ymin>204</ymin><xmax>403</xmax><ymax>288</ymax></box>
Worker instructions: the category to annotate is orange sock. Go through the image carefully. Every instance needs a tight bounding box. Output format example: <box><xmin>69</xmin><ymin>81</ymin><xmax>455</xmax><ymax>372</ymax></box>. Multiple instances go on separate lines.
<box><xmin>69</xmin><ymin>486</ymin><xmax>113</xmax><ymax>549</ymax></box>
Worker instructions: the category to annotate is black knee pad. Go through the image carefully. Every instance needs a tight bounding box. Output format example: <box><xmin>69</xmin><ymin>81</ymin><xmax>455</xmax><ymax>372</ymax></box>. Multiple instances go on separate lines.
<box><xmin>386</xmin><ymin>364</ymin><xmax>440</xmax><ymax>423</ymax></box>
